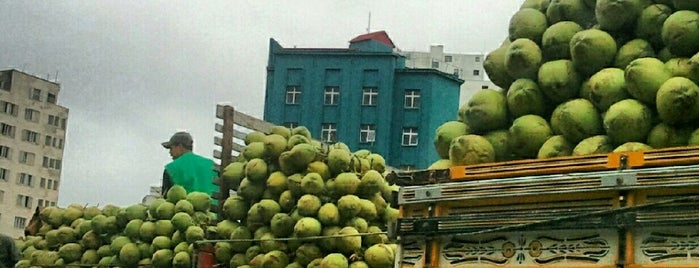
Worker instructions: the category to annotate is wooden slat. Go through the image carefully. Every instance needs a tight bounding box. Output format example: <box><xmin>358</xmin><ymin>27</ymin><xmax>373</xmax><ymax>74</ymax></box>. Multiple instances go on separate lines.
<box><xmin>233</xmin><ymin>110</ymin><xmax>275</xmax><ymax>134</ymax></box>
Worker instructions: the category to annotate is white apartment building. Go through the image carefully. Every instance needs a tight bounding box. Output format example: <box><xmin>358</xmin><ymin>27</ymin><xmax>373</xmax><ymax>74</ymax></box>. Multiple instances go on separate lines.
<box><xmin>403</xmin><ymin>45</ymin><xmax>497</xmax><ymax>106</ymax></box>
<box><xmin>0</xmin><ymin>69</ymin><xmax>68</xmax><ymax>238</ymax></box>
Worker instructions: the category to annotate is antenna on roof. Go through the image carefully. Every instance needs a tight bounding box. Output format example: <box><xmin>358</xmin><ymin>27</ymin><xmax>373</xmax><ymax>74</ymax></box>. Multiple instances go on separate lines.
<box><xmin>366</xmin><ymin>12</ymin><xmax>371</xmax><ymax>33</ymax></box>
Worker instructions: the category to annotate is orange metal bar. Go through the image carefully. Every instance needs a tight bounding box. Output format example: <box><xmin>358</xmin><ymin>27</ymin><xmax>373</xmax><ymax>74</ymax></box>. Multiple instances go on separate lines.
<box><xmin>430</xmin><ymin>204</ymin><xmax>443</xmax><ymax>268</ymax></box>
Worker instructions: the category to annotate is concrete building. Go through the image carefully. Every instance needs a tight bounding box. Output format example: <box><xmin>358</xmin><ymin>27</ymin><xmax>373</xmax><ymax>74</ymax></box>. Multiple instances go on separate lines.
<box><xmin>403</xmin><ymin>45</ymin><xmax>497</xmax><ymax>106</ymax></box>
<box><xmin>0</xmin><ymin>69</ymin><xmax>68</xmax><ymax>238</ymax></box>
<box><xmin>264</xmin><ymin>31</ymin><xmax>463</xmax><ymax>169</ymax></box>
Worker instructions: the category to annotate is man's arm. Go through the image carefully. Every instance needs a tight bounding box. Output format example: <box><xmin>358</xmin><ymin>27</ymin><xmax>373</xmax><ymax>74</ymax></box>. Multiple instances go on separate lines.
<box><xmin>162</xmin><ymin>169</ymin><xmax>173</xmax><ymax>197</ymax></box>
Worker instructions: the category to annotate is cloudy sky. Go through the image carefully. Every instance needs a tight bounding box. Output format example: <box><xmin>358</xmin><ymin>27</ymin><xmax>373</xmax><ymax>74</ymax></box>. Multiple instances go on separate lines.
<box><xmin>0</xmin><ymin>1</ymin><xmax>521</xmax><ymax>207</ymax></box>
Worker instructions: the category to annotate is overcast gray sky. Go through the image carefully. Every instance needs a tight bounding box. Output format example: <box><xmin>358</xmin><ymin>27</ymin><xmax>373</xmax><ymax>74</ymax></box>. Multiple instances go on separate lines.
<box><xmin>0</xmin><ymin>1</ymin><xmax>521</xmax><ymax>207</ymax></box>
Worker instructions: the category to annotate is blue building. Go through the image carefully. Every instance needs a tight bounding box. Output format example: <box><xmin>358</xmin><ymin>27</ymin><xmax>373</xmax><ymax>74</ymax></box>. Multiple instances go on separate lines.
<box><xmin>263</xmin><ymin>31</ymin><xmax>463</xmax><ymax>169</ymax></box>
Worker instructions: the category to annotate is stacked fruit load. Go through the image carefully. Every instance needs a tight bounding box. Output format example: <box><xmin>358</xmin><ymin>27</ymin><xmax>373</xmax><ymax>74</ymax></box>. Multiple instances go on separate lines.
<box><xmin>215</xmin><ymin>125</ymin><xmax>399</xmax><ymax>268</ymax></box>
<box><xmin>15</xmin><ymin>187</ymin><xmax>217</xmax><ymax>267</ymax></box>
<box><xmin>432</xmin><ymin>0</ymin><xmax>699</xmax><ymax>168</ymax></box>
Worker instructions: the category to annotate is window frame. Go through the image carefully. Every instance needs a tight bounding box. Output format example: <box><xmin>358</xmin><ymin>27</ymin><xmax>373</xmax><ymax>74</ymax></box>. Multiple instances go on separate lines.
<box><xmin>0</xmin><ymin>168</ymin><xmax>8</xmax><ymax>181</ymax></box>
<box><xmin>14</xmin><ymin>217</ymin><xmax>27</xmax><ymax>229</ymax></box>
<box><xmin>362</xmin><ymin>87</ymin><xmax>378</xmax><ymax>106</ymax></box>
<box><xmin>18</xmin><ymin>173</ymin><xmax>33</xmax><ymax>186</ymax></box>
<box><xmin>31</xmin><ymin>88</ymin><xmax>41</xmax><ymax>101</ymax></box>
<box><xmin>445</xmin><ymin>55</ymin><xmax>452</xmax><ymax>62</ymax></box>
<box><xmin>1</xmin><ymin>101</ymin><xmax>17</xmax><ymax>116</ymax></box>
<box><xmin>473</xmin><ymin>69</ymin><xmax>480</xmax><ymax>76</ymax></box>
<box><xmin>323</xmin><ymin>86</ymin><xmax>340</xmax><ymax>106</ymax></box>
<box><xmin>404</xmin><ymin>90</ymin><xmax>421</xmax><ymax>109</ymax></box>
<box><xmin>47</xmin><ymin>93</ymin><xmax>57</xmax><ymax>104</ymax></box>
<box><xmin>0</xmin><ymin>146</ymin><xmax>10</xmax><ymax>159</ymax></box>
<box><xmin>285</xmin><ymin>86</ymin><xmax>301</xmax><ymax>105</ymax></box>
<box><xmin>22</xmin><ymin>130</ymin><xmax>39</xmax><ymax>143</ymax></box>
<box><xmin>284</xmin><ymin>122</ymin><xmax>298</xmax><ymax>129</ymax></box>
<box><xmin>19</xmin><ymin>151</ymin><xmax>34</xmax><ymax>165</ymax></box>
<box><xmin>1</xmin><ymin>123</ymin><xmax>15</xmax><ymax>138</ymax></box>
<box><xmin>359</xmin><ymin>124</ymin><xmax>376</xmax><ymax>143</ymax></box>
<box><xmin>401</xmin><ymin>127</ymin><xmax>419</xmax><ymax>146</ymax></box>
<box><xmin>320</xmin><ymin>123</ymin><xmax>337</xmax><ymax>143</ymax></box>
<box><xmin>25</xmin><ymin>108</ymin><xmax>39</xmax><ymax>122</ymax></box>
<box><xmin>16</xmin><ymin>194</ymin><xmax>32</xmax><ymax>208</ymax></box>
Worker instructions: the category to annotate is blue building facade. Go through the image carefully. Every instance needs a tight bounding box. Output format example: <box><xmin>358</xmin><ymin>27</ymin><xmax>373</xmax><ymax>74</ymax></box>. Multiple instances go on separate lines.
<box><xmin>263</xmin><ymin>31</ymin><xmax>463</xmax><ymax>169</ymax></box>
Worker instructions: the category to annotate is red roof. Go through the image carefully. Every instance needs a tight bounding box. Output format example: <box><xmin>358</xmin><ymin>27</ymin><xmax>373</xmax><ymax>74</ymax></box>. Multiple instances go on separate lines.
<box><xmin>349</xmin><ymin>31</ymin><xmax>395</xmax><ymax>48</ymax></box>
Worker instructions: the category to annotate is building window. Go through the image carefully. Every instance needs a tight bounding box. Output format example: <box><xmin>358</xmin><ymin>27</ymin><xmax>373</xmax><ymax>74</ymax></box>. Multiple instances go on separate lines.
<box><xmin>22</xmin><ymin>130</ymin><xmax>39</xmax><ymax>143</ymax></box>
<box><xmin>25</xmin><ymin>109</ymin><xmax>40</xmax><ymax>122</ymax></box>
<box><xmin>40</xmin><ymin>177</ymin><xmax>46</xmax><ymax>188</ymax></box>
<box><xmin>445</xmin><ymin>55</ymin><xmax>452</xmax><ymax>62</ymax></box>
<box><xmin>323</xmin><ymin>87</ymin><xmax>340</xmax><ymax>105</ymax></box>
<box><xmin>362</xmin><ymin>88</ymin><xmax>378</xmax><ymax>106</ymax></box>
<box><xmin>47</xmin><ymin>179</ymin><xmax>53</xmax><ymax>190</ymax></box>
<box><xmin>48</xmin><ymin>115</ymin><xmax>61</xmax><ymax>126</ymax></box>
<box><xmin>47</xmin><ymin>93</ymin><xmax>57</xmax><ymax>104</ymax></box>
<box><xmin>43</xmin><ymin>157</ymin><xmax>61</xmax><ymax>170</ymax></box>
<box><xmin>402</xmin><ymin>127</ymin><xmax>419</xmax><ymax>146</ymax></box>
<box><xmin>14</xmin><ymin>217</ymin><xmax>27</xmax><ymax>229</ymax></box>
<box><xmin>0</xmin><ymin>146</ymin><xmax>10</xmax><ymax>159</ymax></box>
<box><xmin>453</xmin><ymin>69</ymin><xmax>460</xmax><ymax>77</ymax></box>
<box><xmin>31</xmin><ymin>88</ymin><xmax>41</xmax><ymax>101</ymax></box>
<box><xmin>0</xmin><ymin>190</ymin><xmax>4</xmax><ymax>203</ymax></box>
<box><xmin>1</xmin><ymin>123</ymin><xmax>15</xmax><ymax>138</ymax></box>
<box><xmin>482</xmin><ymin>85</ymin><xmax>489</xmax><ymax>89</ymax></box>
<box><xmin>1</xmin><ymin>101</ymin><xmax>17</xmax><ymax>116</ymax></box>
<box><xmin>360</xmin><ymin>124</ymin><xmax>376</xmax><ymax>143</ymax></box>
<box><xmin>37</xmin><ymin>199</ymin><xmax>43</xmax><ymax>207</ymax></box>
<box><xmin>473</xmin><ymin>70</ymin><xmax>480</xmax><ymax>76</ymax></box>
<box><xmin>0</xmin><ymin>80</ymin><xmax>8</xmax><ymax>91</ymax></box>
<box><xmin>17</xmin><ymin>195</ymin><xmax>32</xmax><ymax>208</ymax></box>
<box><xmin>18</xmin><ymin>173</ymin><xmax>33</xmax><ymax>186</ymax></box>
<box><xmin>432</xmin><ymin>61</ymin><xmax>439</xmax><ymax>68</ymax></box>
<box><xmin>53</xmin><ymin>179</ymin><xmax>59</xmax><ymax>190</ymax></box>
<box><xmin>404</xmin><ymin>90</ymin><xmax>421</xmax><ymax>109</ymax></box>
<box><xmin>0</xmin><ymin>168</ymin><xmax>8</xmax><ymax>181</ymax></box>
<box><xmin>321</xmin><ymin>123</ymin><xmax>337</xmax><ymax>143</ymax></box>
<box><xmin>284</xmin><ymin>122</ymin><xmax>298</xmax><ymax>129</ymax></box>
<box><xmin>45</xmin><ymin>135</ymin><xmax>52</xmax><ymax>146</ymax></box>
<box><xmin>61</xmin><ymin>119</ymin><xmax>67</xmax><ymax>130</ymax></box>
<box><xmin>475</xmin><ymin>56</ymin><xmax>481</xmax><ymax>62</ymax></box>
<box><xmin>286</xmin><ymin>86</ymin><xmax>301</xmax><ymax>104</ymax></box>
<box><xmin>19</xmin><ymin>151</ymin><xmax>35</xmax><ymax>165</ymax></box>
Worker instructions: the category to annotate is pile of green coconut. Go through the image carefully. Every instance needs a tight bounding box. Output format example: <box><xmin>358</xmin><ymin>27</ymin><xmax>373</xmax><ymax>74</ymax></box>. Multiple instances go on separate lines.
<box><xmin>431</xmin><ymin>0</ymin><xmax>699</xmax><ymax>169</ymax></box>
<box><xmin>215</xmin><ymin>125</ymin><xmax>400</xmax><ymax>268</ymax></box>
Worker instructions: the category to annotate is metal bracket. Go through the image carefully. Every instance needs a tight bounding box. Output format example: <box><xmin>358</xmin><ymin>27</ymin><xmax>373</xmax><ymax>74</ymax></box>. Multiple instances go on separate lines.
<box><xmin>414</xmin><ymin>186</ymin><xmax>441</xmax><ymax>200</ymax></box>
<box><xmin>600</xmin><ymin>174</ymin><xmax>637</xmax><ymax>187</ymax></box>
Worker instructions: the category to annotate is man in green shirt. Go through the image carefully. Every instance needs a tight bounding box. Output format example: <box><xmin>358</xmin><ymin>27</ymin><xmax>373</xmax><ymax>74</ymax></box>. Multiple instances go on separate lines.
<box><xmin>161</xmin><ymin>131</ymin><xmax>218</xmax><ymax>198</ymax></box>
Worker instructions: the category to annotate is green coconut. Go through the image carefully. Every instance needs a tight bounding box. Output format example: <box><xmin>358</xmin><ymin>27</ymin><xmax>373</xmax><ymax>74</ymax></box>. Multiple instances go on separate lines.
<box><xmin>484</xmin><ymin>42</ymin><xmax>516</xmax><ymax>89</ymax></box>
<box><xmin>509</xmin><ymin>114</ymin><xmax>553</xmax><ymax>158</ymax></box>
<box><xmin>547</xmin><ymin>0</ymin><xmax>596</xmax><ymax>27</ymax></box>
<box><xmin>364</xmin><ymin>244</ymin><xmax>396</xmax><ymax>268</ymax></box>
<box><xmin>507</xmin><ymin>78</ymin><xmax>547</xmax><ymax>118</ymax></box>
<box><xmin>614</xmin><ymin>39</ymin><xmax>656</xmax><ymax>69</ymax></box>
<box><xmin>484</xmin><ymin>129</ymin><xmax>513</xmax><ymax>161</ymax></box>
<box><xmin>573</xmin><ymin>135</ymin><xmax>615</xmax><ymax>155</ymax></box>
<box><xmin>604</xmin><ymin>99</ymin><xmax>654</xmax><ymax>145</ymax></box>
<box><xmin>337</xmin><ymin>194</ymin><xmax>362</xmax><ymax>219</ymax></box>
<box><xmin>666</xmin><ymin>58</ymin><xmax>694</xmax><ymax>79</ymax></box>
<box><xmin>636</xmin><ymin>4</ymin><xmax>673</xmax><ymax>50</ymax></box>
<box><xmin>625</xmin><ymin>57</ymin><xmax>673</xmax><ymax>105</ymax></box>
<box><xmin>300</xmin><ymin>172</ymin><xmax>324</xmax><ymax>195</ymax></box>
<box><xmin>551</xmin><ymin>98</ymin><xmax>603</xmax><ymax>143</ymax></box>
<box><xmin>448</xmin><ymin>134</ymin><xmax>495</xmax><ymax>165</ymax></box>
<box><xmin>509</xmin><ymin>8</ymin><xmax>549</xmax><ymax>44</ymax></box>
<box><xmin>587</xmin><ymin>68</ymin><xmax>629</xmax><ymax>111</ymax></box>
<box><xmin>433</xmin><ymin>121</ymin><xmax>470</xmax><ymax>159</ymax></box>
<box><xmin>570</xmin><ymin>29</ymin><xmax>618</xmax><ymax>77</ymax></box>
<box><xmin>662</xmin><ymin>10</ymin><xmax>699</xmax><ymax>57</ymax></box>
<box><xmin>461</xmin><ymin>89</ymin><xmax>509</xmax><ymax>133</ymax></box>
<box><xmin>538</xmin><ymin>59</ymin><xmax>583</xmax><ymax>104</ymax></box>
<box><xmin>520</xmin><ymin>0</ymin><xmax>551</xmax><ymax>12</ymax></box>
<box><xmin>321</xmin><ymin>254</ymin><xmax>349</xmax><ymax>268</ymax></box>
<box><xmin>656</xmin><ymin>77</ymin><xmax>699</xmax><ymax>125</ymax></box>
<box><xmin>613</xmin><ymin>142</ymin><xmax>654</xmax><ymax>152</ymax></box>
<box><xmin>647</xmin><ymin>122</ymin><xmax>693</xmax><ymax>148</ymax></box>
<box><xmin>537</xmin><ymin>135</ymin><xmax>574</xmax><ymax>159</ymax></box>
<box><xmin>595</xmin><ymin>0</ymin><xmax>652</xmax><ymax>32</ymax></box>
<box><xmin>542</xmin><ymin>21</ymin><xmax>583</xmax><ymax>60</ymax></box>
<box><xmin>505</xmin><ymin>38</ymin><xmax>543</xmax><ymax>80</ymax></box>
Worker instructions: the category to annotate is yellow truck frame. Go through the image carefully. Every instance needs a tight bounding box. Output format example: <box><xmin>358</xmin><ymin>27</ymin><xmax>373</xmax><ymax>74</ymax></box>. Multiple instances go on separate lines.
<box><xmin>387</xmin><ymin>147</ymin><xmax>699</xmax><ymax>268</ymax></box>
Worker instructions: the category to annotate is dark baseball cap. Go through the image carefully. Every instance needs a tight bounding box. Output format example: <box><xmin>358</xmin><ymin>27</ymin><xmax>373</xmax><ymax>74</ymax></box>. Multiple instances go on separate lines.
<box><xmin>162</xmin><ymin>131</ymin><xmax>193</xmax><ymax>149</ymax></box>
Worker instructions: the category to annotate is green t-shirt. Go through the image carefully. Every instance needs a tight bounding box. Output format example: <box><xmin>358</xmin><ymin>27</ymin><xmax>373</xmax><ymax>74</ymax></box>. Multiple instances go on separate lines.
<box><xmin>165</xmin><ymin>152</ymin><xmax>218</xmax><ymax>196</ymax></box>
